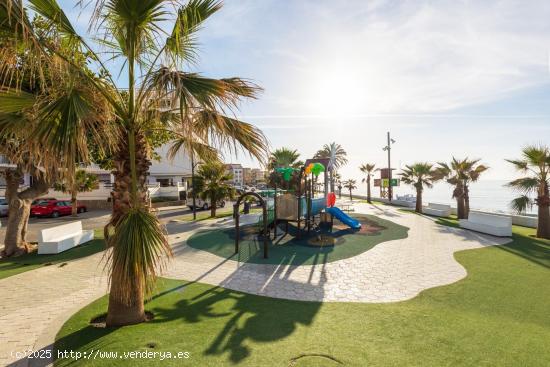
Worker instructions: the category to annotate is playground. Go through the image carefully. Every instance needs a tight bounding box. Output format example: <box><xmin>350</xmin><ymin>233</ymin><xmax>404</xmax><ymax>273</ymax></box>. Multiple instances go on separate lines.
<box><xmin>186</xmin><ymin>214</ymin><xmax>409</xmax><ymax>265</ymax></box>
<box><xmin>187</xmin><ymin>158</ymin><xmax>409</xmax><ymax>265</ymax></box>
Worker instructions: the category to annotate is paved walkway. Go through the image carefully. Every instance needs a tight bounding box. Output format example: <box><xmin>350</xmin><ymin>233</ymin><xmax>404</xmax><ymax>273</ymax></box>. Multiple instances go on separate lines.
<box><xmin>163</xmin><ymin>203</ymin><xmax>511</xmax><ymax>302</ymax></box>
<box><xmin>0</xmin><ymin>203</ymin><xmax>511</xmax><ymax>366</ymax></box>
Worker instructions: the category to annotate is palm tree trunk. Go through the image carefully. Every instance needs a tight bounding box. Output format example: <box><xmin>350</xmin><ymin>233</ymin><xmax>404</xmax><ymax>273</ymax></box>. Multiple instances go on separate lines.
<box><xmin>2</xmin><ymin>169</ymin><xmax>49</xmax><ymax>258</ymax></box>
<box><xmin>71</xmin><ymin>189</ymin><xmax>78</xmax><ymax>217</ymax></box>
<box><xmin>537</xmin><ymin>184</ymin><xmax>550</xmax><ymax>239</ymax></box>
<box><xmin>415</xmin><ymin>187</ymin><xmax>423</xmax><ymax>213</ymax></box>
<box><xmin>106</xmin><ymin>278</ymin><xmax>145</xmax><ymax>326</ymax></box>
<box><xmin>210</xmin><ymin>191</ymin><xmax>217</xmax><ymax>217</ymax></box>
<box><xmin>464</xmin><ymin>183</ymin><xmax>470</xmax><ymax>218</ymax></box>
<box><xmin>349</xmin><ymin>189</ymin><xmax>353</xmax><ymax>201</ymax></box>
<box><xmin>367</xmin><ymin>177</ymin><xmax>372</xmax><ymax>203</ymax></box>
<box><xmin>454</xmin><ymin>184</ymin><xmax>466</xmax><ymax>219</ymax></box>
<box><xmin>107</xmin><ymin>130</ymin><xmax>151</xmax><ymax>326</ymax></box>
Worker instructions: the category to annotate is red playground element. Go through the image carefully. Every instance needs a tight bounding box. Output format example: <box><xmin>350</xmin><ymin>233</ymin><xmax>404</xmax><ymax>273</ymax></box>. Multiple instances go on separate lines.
<box><xmin>327</xmin><ymin>192</ymin><xmax>336</xmax><ymax>208</ymax></box>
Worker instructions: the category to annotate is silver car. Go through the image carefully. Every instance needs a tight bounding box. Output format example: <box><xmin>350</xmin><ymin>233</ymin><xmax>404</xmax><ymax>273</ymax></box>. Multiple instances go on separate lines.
<box><xmin>0</xmin><ymin>198</ymin><xmax>8</xmax><ymax>217</ymax></box>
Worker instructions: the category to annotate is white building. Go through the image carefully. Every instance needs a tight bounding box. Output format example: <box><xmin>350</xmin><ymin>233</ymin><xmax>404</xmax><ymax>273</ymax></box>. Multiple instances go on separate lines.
<box><xmin>0</xmin><ymin>144</ymin><xmax>193</xmax><ymax>203</ymax></box>
<box><xmin>225</xmin><ymin>164</ymin><xmax>243</xmax><ymax>187</ymax></box>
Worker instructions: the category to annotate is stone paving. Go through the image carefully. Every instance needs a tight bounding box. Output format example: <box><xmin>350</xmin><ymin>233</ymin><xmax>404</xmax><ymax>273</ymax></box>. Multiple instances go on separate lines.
<box><xmin>0</xmin><ymin>203</ymin><xmax>511</xmax><ymax>366</ymax></box>
<box><xmin>163</xmin><ymin>203</ymin><xmax>511</xmax><ymax>302</ymax></box>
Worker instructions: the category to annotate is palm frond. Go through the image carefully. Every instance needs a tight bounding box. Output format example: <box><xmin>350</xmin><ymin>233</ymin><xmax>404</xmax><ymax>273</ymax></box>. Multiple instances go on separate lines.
<box><xmin>165</xmin><ymin>0</ymin><xmax>221</xmax><ymax>64</ymax></box>
<box><xmin>510</xmin><ymin>195</ymin><xmax>532</xmax><ymax>214</ymax></box>
<box><xmin>505</xmin><ymin>177</ymin><xmax>539</xmax><ymax>195</ymax></box>
<box><xmin>107</xmin><ymin>208</ymin><xmax>171</xmax><ymax>305</ymax></box>
<box><xmin>28</xmin><ymin>0</ymin><xmax>79</xmax><ymax>39</ymax></box>
<box><xmin>193</xmin><ymin>110</ymin><xmax>268</xmax><ymax>164</ymax></box>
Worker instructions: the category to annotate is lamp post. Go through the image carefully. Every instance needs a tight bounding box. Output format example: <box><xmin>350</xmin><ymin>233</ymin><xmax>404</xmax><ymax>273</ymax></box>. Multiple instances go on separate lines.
<box><xmin>382</xmin><ymin>132</ymin><xmax>396</xmax><ymax>201</ymax></box>
<box><xmin>190</xmin><ymin>153</ymin><xmax>200</xmax><ymax>220</ymax></box>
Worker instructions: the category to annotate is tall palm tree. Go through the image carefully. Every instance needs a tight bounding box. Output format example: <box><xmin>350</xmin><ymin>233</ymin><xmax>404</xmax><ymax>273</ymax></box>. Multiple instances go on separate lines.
<box><xmin>194</xmin><ymin>161</ymin><xmax>234</xmax><ymax>217</ymax></box>
<box><xmin>434</xmin><ymin>158</ymin><xmax>488</xmax><ymax>219</ymax></box>
<box><xmin>506</xmin><ymin>145</ymin><xmax>550</xmax><ymax>239</ymax></box>
<box><xmin>314</xmin><ymin>142</ymin><xmax>347</xmax><ymax>192</ymax></box>
<box><xmin>359</xmin><ymin>163</ymin><xmax>376</xmax><ymax>203</ymax></box>
<box><xmin>400</xmin><ymin>163</ymin><xmax>438</xmax><ymax>213</ymax></box>
<box><xmin>462</xmin><ymin>160</ymin><xmax>489</xmax><ymax>216</ymax></box>
<box><xmin>343</xmin><ymin>179</ymin><xmax>357</xmax><ymax>201</ymax></box>
<box><xmin>3</xmin><ymin>0</ymin><xmax>266</xmax><ymax>326</ymax></box>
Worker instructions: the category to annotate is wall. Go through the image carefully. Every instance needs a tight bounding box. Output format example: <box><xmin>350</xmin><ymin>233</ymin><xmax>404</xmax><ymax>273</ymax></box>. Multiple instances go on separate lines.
<box><xmin>352</xmin><ymin>194</ymin><xmax>539</xmax><ymax>229</ymax></box>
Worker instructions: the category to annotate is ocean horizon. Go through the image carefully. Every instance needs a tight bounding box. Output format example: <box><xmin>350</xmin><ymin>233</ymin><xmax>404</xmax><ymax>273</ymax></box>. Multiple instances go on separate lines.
<box><xmin>354</xmin><ymin>179</ymin><xmax>535</xmax><ymax>215</ymax></box>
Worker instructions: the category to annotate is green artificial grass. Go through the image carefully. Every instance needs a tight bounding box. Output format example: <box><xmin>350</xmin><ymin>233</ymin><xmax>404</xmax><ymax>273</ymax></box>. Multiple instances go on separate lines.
<box><xmin>0</xmin><ymin>229</ymin><xmax>105</xmax><ymax>280</ymax></box>
<box><xmin>186</xmin><ymin>214</ymin><xmax>409</xmax><ymax>266</ymax></box>
<box><xmin>55</xmin><ymin>224</ymin><xmax>550</xmax><ymax>366</ymax></box>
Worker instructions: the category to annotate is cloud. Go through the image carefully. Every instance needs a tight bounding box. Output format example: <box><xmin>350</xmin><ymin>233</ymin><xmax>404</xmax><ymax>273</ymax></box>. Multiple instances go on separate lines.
<box><xmin>238</xmin><ymin>0</ymin><xmax>550</xmax><ymax>114</ymax></box>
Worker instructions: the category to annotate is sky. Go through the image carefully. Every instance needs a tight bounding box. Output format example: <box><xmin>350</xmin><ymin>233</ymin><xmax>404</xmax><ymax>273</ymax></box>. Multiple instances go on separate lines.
<box><xmin>56</xmin><ymin>0</ymin><xmax>550</xmax><ymax>182</ymax></box>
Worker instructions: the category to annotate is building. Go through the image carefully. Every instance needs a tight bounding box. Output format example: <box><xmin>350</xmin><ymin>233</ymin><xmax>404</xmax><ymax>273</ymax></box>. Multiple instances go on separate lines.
<box><xmin>225</xmin><ymin>164</ymin><xmax>244</xmax><ymax>187</ymax></box>
<box><xmin>0</xmin><ymin>143</ymin><xmax>193</xmax><ymax>204</ymax></box>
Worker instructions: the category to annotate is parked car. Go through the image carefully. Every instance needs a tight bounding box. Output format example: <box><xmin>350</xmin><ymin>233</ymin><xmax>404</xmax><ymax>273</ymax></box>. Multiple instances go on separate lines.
<box><xmin>0</xmin><ymin>198</ymin><xmax>8</xmax><ymax>216</ymax></box>
<box><xmin>31</xmin><ymin>199</ymin><xmax>87</xmax><ymax>218</ymax></box>
<box><xmin>186</xmin><ymin>197</ymin><xmax>226</xmax><ymax>211</ymax></box>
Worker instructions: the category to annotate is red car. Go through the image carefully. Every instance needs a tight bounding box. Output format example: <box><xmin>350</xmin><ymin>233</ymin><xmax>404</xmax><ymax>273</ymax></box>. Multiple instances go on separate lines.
<box><xmin>31</xmin><ymin>199</ymin><xmax>87</xmax><ymax>218</ymax></box>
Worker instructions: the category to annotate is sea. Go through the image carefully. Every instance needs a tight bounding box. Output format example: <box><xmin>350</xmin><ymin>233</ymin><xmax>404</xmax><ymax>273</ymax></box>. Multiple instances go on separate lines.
<box><xmin>354</xmin><ymin>179</ymin><xmax>536</xmax><ymax>215</ymax></box>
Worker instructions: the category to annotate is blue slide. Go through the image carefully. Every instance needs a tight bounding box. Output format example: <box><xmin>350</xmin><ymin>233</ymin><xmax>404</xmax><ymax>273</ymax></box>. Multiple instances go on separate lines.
<box><xmin>326</xmin><ymin>207</ymin><xmax>362</xmax><ymax>230</ymax></box>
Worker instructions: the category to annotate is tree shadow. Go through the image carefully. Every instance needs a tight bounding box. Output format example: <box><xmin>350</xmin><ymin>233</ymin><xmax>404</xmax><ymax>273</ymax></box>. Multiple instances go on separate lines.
<box><xmin>432</xmin><ymin>216</ymin><xmax>550</xmax><ymax>270</ymax></box>
<box><xmin>494</xmin><ymin>233</ymin><xmax>550</xmax><ymax>270</ymax></box>
<box><xmin>150</xmin><ymin>262</ymin><xmax>326</xmax><ymax>363</ymax></box>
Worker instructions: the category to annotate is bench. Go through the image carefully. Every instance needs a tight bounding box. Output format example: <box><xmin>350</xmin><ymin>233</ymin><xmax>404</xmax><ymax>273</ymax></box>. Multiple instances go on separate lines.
<box><xmin>37</xmin><ymin>221</ymin><xmax>95</xmax><ymax>254</ymax></box>
<box><xmin>459</xmin><ymin>211</ymin><xmax>512</xmax><ymax>237</ymax></box>
<box><xmin>423</xmin><ymin>203</ymin><xmax>452</xmax><ymax>217</ymax></box>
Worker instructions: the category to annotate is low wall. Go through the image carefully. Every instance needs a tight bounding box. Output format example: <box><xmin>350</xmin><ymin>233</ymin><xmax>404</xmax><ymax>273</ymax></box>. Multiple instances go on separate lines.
<box><xmin>77</xmin><ymin>199</ymin><xmax>112</xmax><ymax>210</ymax></box>
<box><xmin>353</xmin><ymin>195</ymin><xmax>539</xmax><ymax>229</ymax></box>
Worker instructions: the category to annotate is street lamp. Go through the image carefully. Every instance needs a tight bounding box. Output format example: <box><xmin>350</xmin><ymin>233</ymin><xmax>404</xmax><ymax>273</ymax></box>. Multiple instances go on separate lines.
<box><xmin>382</xmin><ymin>132</ymin><xmax>396</xmax><ymax>201</ymax></box>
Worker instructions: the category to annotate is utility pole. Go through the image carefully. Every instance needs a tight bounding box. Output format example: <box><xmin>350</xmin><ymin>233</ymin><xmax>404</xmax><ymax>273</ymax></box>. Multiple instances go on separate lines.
<box><xmin>383</xmin><ymin>132</ymin><xmax>396</xmax><ymax>201</ymax></box>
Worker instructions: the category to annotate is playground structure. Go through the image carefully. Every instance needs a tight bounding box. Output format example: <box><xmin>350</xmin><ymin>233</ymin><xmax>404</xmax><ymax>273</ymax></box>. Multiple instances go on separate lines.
<box><xmin>234</xmin><ymin>158</ymin><xmax>361</xmax><ymax>258</ymax></box>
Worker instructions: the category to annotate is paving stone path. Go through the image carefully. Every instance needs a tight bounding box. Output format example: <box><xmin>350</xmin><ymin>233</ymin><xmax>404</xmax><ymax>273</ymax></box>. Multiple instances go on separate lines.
<box><xmin>0</xmin><ymin>203</ymin><xmax>511</xmax><ymax>366</ymax></box>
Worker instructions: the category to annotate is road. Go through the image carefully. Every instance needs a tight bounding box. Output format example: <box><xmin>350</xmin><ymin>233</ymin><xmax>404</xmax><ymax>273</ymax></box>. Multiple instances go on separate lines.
<box><xmin>0</xmin><ymin>205</ymin><xmax>224</xmax><ymax>247</ymax></box>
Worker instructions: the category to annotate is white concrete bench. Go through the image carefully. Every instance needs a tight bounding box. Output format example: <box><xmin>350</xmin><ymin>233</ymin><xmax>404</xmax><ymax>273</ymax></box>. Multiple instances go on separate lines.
<box><xmin>423</xmin><ymin>203</ymin><xmax>452</xmax><ymax>217</ymax></box>
<box><xmin>459</xmin><ymin>211</ymin><xmax>512</xmax><ymax>237</ymax></box>
<box><xmin>37</xmin><ymin>221</ymin><xmax>94</xmax><ymax>254</ymax></box>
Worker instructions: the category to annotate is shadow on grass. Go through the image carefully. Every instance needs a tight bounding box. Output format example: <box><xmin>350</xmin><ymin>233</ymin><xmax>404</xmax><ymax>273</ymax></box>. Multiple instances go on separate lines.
<box><xmin>434</xmin><ymin>216</ymin><xmax>550</xmax><ymax>270</ymax></box>
<box><xmin>0</xmin><ymin>236</ymin><xmax>105</xmax><ymax>280</ymax></box>
<box><xmin>150</xmin><ymin>282</ymin><xmax>322</xmax><ymax>363</ymax></box>
<box><xmin>52</xmin><ymin>266</ymin><xmax>325</xmax><ymax>366</ymax></box>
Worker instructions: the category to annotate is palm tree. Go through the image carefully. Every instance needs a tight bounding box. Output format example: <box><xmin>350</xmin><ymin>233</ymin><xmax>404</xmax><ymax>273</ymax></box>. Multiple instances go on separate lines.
<box><xmin>268</xmin><ymin>147</ymin><xmax>302</xmax><ymax>169</ymax></box>
<box><xmin>268</xmin><ymin>147</ymin><xmax>302</xmax><ymax>189</ymax></box>
<box><xmin>3</xmin><ymin>0</ymin><xmax>266</xmax><ymax>326</ymax></box>
<box><xmin>359</xmin><ymin>163</ymin><xmax>376</xmax><ymax>203</ymax></box>
<box><xmin>314</xmin><ymin>142</ymin><xmax>347</xmax><ymax>192</ymax></box>
<box><xmin>54</xmin><ymin>170</ymin><xmax>99</xmax><ymax>216</ymax></box>
<box><xmin>167</xmin><ymin>109</ymin><xmax>266</xmax><ymax>220</ymax></box>
<box><xmin>462</xmin><ymin>160</ymin><xmax>489</xmax><ymax>216</ymax></box>
<box><xmin>435</xmin><ymin>158</ymin><xmax>488</xmax><ymax>219</ymax></box>
<box><xmin>343</xmin><ymin>179</ymin><xmax>357</xmax><ymax>201</ymax></box>
<box><xmin>400</xmin><ymin>163</ymin><xmax>438</xmax><ymax>213</ymax></box>
<box><xmin>506</xmin><ymin>146</ymin><xmax>550</xmax><ymax>239</ymax></box>
<box><xmin>0</xmin><ymin>16</ymin><xmax>111</xmax><ymax>257</ymax></box>
<box><xmin>194</xmin><ymin>161</ymin><xmax>234</xmax><ymax>217</ymax></box>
